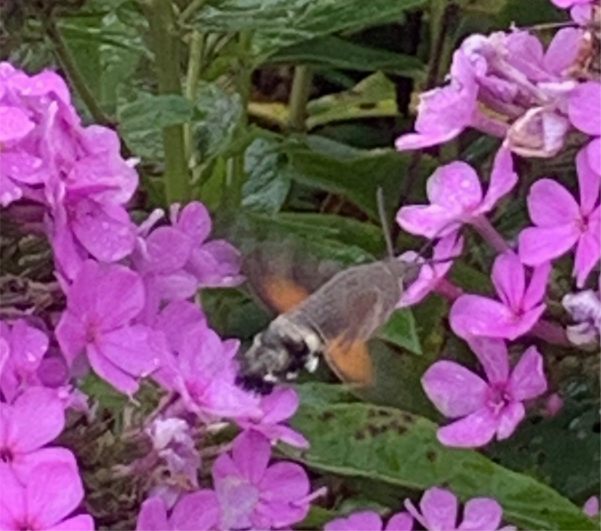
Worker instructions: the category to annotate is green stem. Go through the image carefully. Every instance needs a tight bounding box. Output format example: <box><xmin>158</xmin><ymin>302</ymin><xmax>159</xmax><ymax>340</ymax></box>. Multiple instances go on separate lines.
<box><xmin>287</xmin><ymin>65</ymin><xmax>313</xmax><ymax>132</ymax></box>
<box><xmin>178</xmin><ymin>0</ymin><xmax>208</xmax><ymax>25</ymax></box>
<box><xmin>142</xmin><ymin>0</ymin><xmax>190</xmax><ymax>204</ymax></box>
<box><xmin>44</xmin><ymin>18</ymin><xmax>112</xmax><ymax>126</ymax></box>
<box><xmin>184</xmin><ymin>30</ymin><xmax>204</xmax><ymax>161</ymax></box>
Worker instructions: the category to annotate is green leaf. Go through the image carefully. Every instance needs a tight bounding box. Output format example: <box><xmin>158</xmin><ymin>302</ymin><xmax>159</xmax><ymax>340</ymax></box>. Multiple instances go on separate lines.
<box><xmin>376</xmin><ymin>309</ymin><xmax>421</xmax><ymax>355</ymax></box>
<box><xmin>242</xmin><ymin>137</ymin><xmax>292</xmax><ymax>213</ymax></box>
<box><xmin>306</xmin><ymin>72</ymin><xmax>398</xmax><ymax>129</ymax></box>
<box><xmin>288</xmin><ymin>402</ymin><xmax>596</xmax><ymax>530</ymax></box>
<box><xmin>118</xmin><ymin>94</ymin><xmax>193</xmax><ymax>159</ymax></box>
<box><xmin>191</xmin><ymin>0</ymin><xmax>427</xmax><ymax>58</ymax></box>
<box><xmin>270</xmin><ymin>36</ymin><xmax>425</xmax><ymax>78</ymax></box>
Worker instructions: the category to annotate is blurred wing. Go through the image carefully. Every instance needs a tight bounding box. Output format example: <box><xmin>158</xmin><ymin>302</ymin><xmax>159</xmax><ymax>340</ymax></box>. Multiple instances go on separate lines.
<box><xmin>261</xmin><ymin>275</ymin><xmax>310</xmax><ymax>313</ymax></box>
<box><xmin>325</xmin><ymin>337</ymin><xmax>373</xmax><ymax>387</ymax></box>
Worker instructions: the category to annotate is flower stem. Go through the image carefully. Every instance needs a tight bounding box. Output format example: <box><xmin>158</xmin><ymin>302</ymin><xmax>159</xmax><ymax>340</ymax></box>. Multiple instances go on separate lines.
<box><xmin>530</xmin><ymin>319</ymin><xmax>571</xmax><ymax>347</ymax></box>
<box><xmin>470</xmin><ymin>215</ymin><xmax>511</xmax><ymax>254</ymax></box>
<box><xmin>142</xmin><ymin>0</ymin><xmax>191</xmax><ymax>205</ymax></box>
<box><xmin>184</xmin><ymin>30</ymin><xmax>204</xmax><ymax>179</ymax></box>
<box><xmin>434</xmin><ymin>278</ymin><xmax>463</xmax><ymax>301</ymax></box>
<box><xmin>288</xmin><ymin>66</ymin><xmax>313</xmax><ymax>132</ymax></box>
<box><xmin>44</xmin><ymin>18</ymin><xmax>112</xmax><ymax>126</ymax></box>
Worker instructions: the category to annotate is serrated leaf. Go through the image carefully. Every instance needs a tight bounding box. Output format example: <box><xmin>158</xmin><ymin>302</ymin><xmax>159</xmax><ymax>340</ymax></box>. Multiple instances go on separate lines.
<box><xmin>191</xmin><ymin>0</ymin><xmax>427</xmax><ymax>58</ymax></box>
<box><xmin>270</xmin><ymin>36</ymin><xmax>425</xmax><ymax>78</ymax></box>
<box><xmin>288</xmin><ymin>402</ymin><xmax>596</xmax><ymax>531</ymax></box>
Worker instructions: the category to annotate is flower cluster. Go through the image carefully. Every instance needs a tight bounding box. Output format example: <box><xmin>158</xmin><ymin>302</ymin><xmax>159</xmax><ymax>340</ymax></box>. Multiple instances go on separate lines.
<box><xmin>394</xmin><ymin>2</ymin><xmax>600</xmax><ymax>448</ymax></box>
<box><xmin>1</xmin><ymin>63</ymin><xmax>320</xmax><ymax>529</ymax></box>
<box><xmin>325</xmin><ymin>486</ymin><xmax>515</xmax><ymax>531</ymax></box>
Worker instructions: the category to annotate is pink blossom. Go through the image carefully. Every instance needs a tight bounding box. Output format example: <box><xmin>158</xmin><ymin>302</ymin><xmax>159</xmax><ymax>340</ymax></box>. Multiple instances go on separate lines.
<box><xmin>396</xmin><ymin>232</ymin><xmax>464</xmax><ymax>307</ymax></box>
<box><xmin>325</xmin><ymin>510</ymin><xmax>414</xmax><ymax>531</ymax></box>
<box><xmin>583</xmin><ymin>496</ymin><xmax>600</xmax><ymax>518</ymax></box>
<box><xmin>136</xmin><ymin>491</ymin><xmax>219</xmax><ymax>531</ymax></box>
<box><xmin>551</xmin><ymin>0</ymin><xmax>596</xmax><ymax>24</ymax></box>
<box><xmin>0</xmin><ymin>320</ymin><xmax>48</xmax><ymax>402</ymax></box>
<box><xmin>0</xmin><ymin>462</ymin><xmax>94</xmax><ymax>530</ymax></box>
<box><xmin>568</xmin><ymin>81</ymin><xmax>601</xmax><ymax>176</ymax></box>
<box><xmin>404</xmin><ymin>487</ymin><xmax>514</xmax><ymax>530</ymax></box>
<box><xmin>235</xmin><ymin>387</ymin><xmax>309</xmax><ymax>448</ymax></box>
<box><xmin>397</xmin><ymin>148</ymin><xmax>517</xmax><ymax>239</ymax></box>
<box><xmin>0</xmin><ymin>386</ymin><xmax>77</xmax><ymax>482</ymax></box>
<box><xmin>422</xmin><ymin>338</ymin><xmax>547</xmax><ymax>447</ymax></box>
<box><xmin>518</xmin><ymin>148</ymin><xmax>600</xmax><ymax>287</ymax></box>
<box><xmin>212</xmin><ymin>430</ymin><xmax>322</xmax><ymax>529</ymax></box>
<box><xmin>155</xmin><ymin>321</ymin><xmax>260</xmax><ymax>419</ymax></box>
<box><xmin>56</xmin><ymin>261</ymin><xmax>166</xmax><ymax>396</ymax></box>
<box><xmin>450</xmin><ymin>252</ymin><xmax>550</xmax><ymax>340</ymax></box>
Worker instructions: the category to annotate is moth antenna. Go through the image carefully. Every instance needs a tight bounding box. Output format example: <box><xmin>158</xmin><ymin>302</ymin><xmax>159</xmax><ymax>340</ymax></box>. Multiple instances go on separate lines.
<box><xmin>377</xmin><ymin>187</ymin><xmax>395</xmax><ymax>259</ymax></box>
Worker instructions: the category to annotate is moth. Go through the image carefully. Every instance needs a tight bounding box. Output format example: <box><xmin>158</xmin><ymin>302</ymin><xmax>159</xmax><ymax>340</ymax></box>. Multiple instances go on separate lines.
<box><xmin>237</xmin><ymin>254</ymin><xmax>422</xmax><ymax>393</ymax></box>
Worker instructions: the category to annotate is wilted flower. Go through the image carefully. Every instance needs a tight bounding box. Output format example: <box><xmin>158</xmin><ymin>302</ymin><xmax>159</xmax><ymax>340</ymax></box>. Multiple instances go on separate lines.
<box><xmin>397</xmin><ymin>148</ymin><xmax>516</xmax><ymax>240</ymax></box>
<box><xmin>0</xmin><ymin>386</ymin><xmax>77</xmax><ymax>482</ymax></box>
<box><xmin>0</xmin><ymin>320</ymin><xmax>48</xmax><ymax>402</ymax></box>
<box><xmin>136</xmin><ymin>491</ymin><xmax>219</xmax><ymax>531</ymax></box>
<box><xmin>212</xmin><ymin>430</ymin><xmax>323</xmax><ymax>529</ymax></box>
<box><xmin>519</xmin><ymin>147</ymin><xmax>600</xmax><ymax>287</ymax></box>
<box><xmin>235</xmin><ymin>387</ymin><xmax>309</xmax><ymax>448</ymax></box>
<box><xmin>325</xmin><ymin>510</ymin><xmax>413</xmax><ymax>531</ymax></box>
<box><xmin>562</xmin><ymin>288</ymin><xmax>601</xmax><ymax>346</ymax></box>
<box><xmin>0</xmin><ymin>462</ymin><xmax>94</xmax><ymax>530</ymax></box>
<box><xmin>422</xmin><ymin>338</ymin><xmax>547</xmax><ymax>447</ymax></box>
<box><xmin>404</xmin><ymin>486</ymin><xmax>514</xmax><ymax>530</ymax></box>
<box><xmin>56</xmin><ymin>260</ymin><xmax>166</xmax><ymax>396</ymax></box>
<box><xmin>450</xmin><ymin>252</ymin><xmax>550</xmax><ymax>340</ymax></box>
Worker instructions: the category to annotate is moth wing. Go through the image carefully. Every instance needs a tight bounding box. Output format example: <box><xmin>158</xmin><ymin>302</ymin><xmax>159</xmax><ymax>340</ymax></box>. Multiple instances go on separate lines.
<box><xmin>324</xmin><ymin>338</ymin><xmax>373</xmax><ymax>387</ymax></box>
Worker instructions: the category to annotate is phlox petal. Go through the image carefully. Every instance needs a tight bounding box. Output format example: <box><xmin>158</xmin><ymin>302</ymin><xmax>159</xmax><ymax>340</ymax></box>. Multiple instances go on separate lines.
<box><xmin>418</xmin><ymin>487</ymin><xmax>458</xmax><ymax>531</ymax></box>
<box><xmin>173</xmin><ymin>201</ymin><xmax>212</xmax><ymax>245</ymax></box>
<box><xmin>574</xmin><ymin>219</ymin><xmax>601</xmax><ymax>287</ymax></box>
<box><xmin>421</xmin><ymin>361</ymin><xmax>488</xmax><ymax>418</ymax></box>
<box><xmin>395</xmin><ymin>129</ymin><xmax>464</xmax><ymax>151</ymax></box>
<box><xmin>522</xmin><ymin>262</ymin><xmax>551</xmax><ymax>311</ymax></box>
<box><xmin>0</xmin><ymin>105</ymin><xmax>34</xmax><ymax>142</ymax></box>
<box><xmin>466</xmin><ymin>337</ymin><xmax>509</xmax><ymax>384</ymax></box>
<box><xmin>26</xmin><ymin>463</ymin><xmax>83</xmax><ymax>528</ymax></box>
<box><xmin>492</xmin><ymin>252</ymin><xmax>525</xmax><ymax>311</ymax></box>
<box><xmin>386</xmin><ymin>512</ymin><xmax>414</xmax><ymax>531</ymax></box>
<box><xmin>11</xmin><ymin>447</ymin><xmax>77</xmax><ymax>484</ymax></box>
<box><xmin>508</xmin><ymin>346</ymin><xmax>547</xmax><ymax>401</ymax></box>
<box><xmin>577</xmin><ymin>146</ymin><xmax>601</xmax><ymax>215</ymax></box>
<box><xmin>187</xmin><ymin>240</ymin><xmax>243</xmax><ymax>287</ymax></box>
<box><xmin>325</xmin><ymin>511</ymin><xmax>383</xmax><ymax>531</ymax></box>
<box><xmin>396</xmin><ymin>205</ymin><xmax>460</xmax><ymax>238</ymax></box>
<box><xmin>0</xmin><ymin>466</ymin><xmax>25</xmax><ymax>528</ymax></box>
<box><xmin>232</xmin><ymin>431</ymin><xmax>271</xmax><ymax>485</ymax></box>
<box><xmin>496</xmin><ymin>402</ymin><xmax>525</xmax><ymax>440</ymax></box>
<box><xmin>527</xmin><ymin>179</ymin><xmax>580</xmax><ymax>227</ymax></box>
<box><xmin>479</xmin><ymin>147</ymin><xmax>517</xmax><ymax>213</ymax></box>
<box><xmin>458</xmin><ymin>498</ymin><xmax>503</xmax><ymax>531</ymax></box>
<box><xmin>437</xmin><ymin>408</ymin><xmax>498</xmax><ymax>447</ymax></box>
<box><xmin>568</xmin><ymin>81</ymin><xmax>601</xmax><ymax>136</ymax></box>
<box><xmin>47</xmin><ymin>515</ymin><xmax>95</xmax><ymax>531</ymax></box>
<box><xmin>10</xmin><ymin>387</ymin><xmax>65</xmax><ymax>452</ymax></box>
<box><xmin>586</xmin><ymin>138</ymin><xmax>601</xmax><ymax>176</ymax></box>
<box><xmin>141</xmin><ymin>226</ymin><xmax>193</xmax><ymax>274</ymax></box>
<box><xmin>88</xmin><ymin>343</ymin><xmax>140</xmax><ymax>395</ymax></box>
<box><xmin>518</xmin><ymin>225</ymin><xmax>579</xmax><ymax>266</ymax></box>
<box><xmin>136</xmin><ymin>497</ymin><xmax>170</xmax><ymax>531</ymax></box>
<box><xmin>55</xmin><ymin>312</ymin><xmax>87</xmax><ymax>366</ymax></box>
<box><xmin>260</xmin><ymin>388</ymin><xmax>300</xmax><ymax>425</ymax></box>
<box><xmin>544</xmin><ymin>27</ymin><xmax>585</xmax><ymax>76</ymax></box>
<box><xmin>427</xmin><ymin>162</ymin><xmax>483</xmax><ymax>212</ymax></box>
<box><xmin>170</xmin><ymin>490</ymin><xmax>220</xmax><ymax>531</ymax></box>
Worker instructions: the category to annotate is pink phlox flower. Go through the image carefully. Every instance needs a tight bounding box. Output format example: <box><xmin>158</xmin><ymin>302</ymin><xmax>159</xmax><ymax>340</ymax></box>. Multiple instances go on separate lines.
<box><xmin>56</xmin><ymin>261</ymin><xmax>167</xmax><ymax>396</ymax></box>
<box><xmin>397</xmin><ymin>148</ymin><xmax>517</xmax><ymax>239</ymax></box>
<box><xmin>422</xmin><ymin>338</ymin><xmax>547</xmax><ymax>447</ymax></box>
<box><xmin>583</xmin><ymin>496</ymin><xmax>600</xmax><ymax>518</ymax></box>
<box><xmin>169</xmin><ymin>202</ymin><xmax>244</xmax><ymax>288</ymax></box>
<box><xmin>0</xmin><ymin>462</ymin><xmax>94</xmax><ymax>530</ymax></box>
<box><xmin>551</xmin><ymin>0</ymin><xmax>597</xmax><ymax>24</ymax></box>
<box><xmin>325</xmin><ymin>510</ymin><xmax>414</xmax><ymax>531</ymax></box>
<box><xmin>235</xmin><ymin>387</ymin><xmax>309</xmax><ymax>449</ymax></box>
<box><xmin>212</xmin><ymin>430</ymin><xmax>324</xmax><ymax>530</ymax></box>
<box><xmin>450</xmin><ymin>252</ymin><xmax>550</xmax><ymax>340</ymax></box>
<box><xmin>136</xmin><ymin>491</ymin><xmax>219</xmax><ymax>531</ymax></box>
<box><xmin>568</xmin><ymin>81</ymin><xmax>601</xmax><ymax>175</ymax></box>
<box><xmin>158</xmin><ymin>321</ymin><xmax>260</xmax><ymax>419</ymax></box>
<box><xmin>0</xmin><ymin>386</ymin><xmax>77</xmax><ymax>482</ymax></box>
<box><xmin>0</xmin><ymin>319</ymin><xmax>48</xmax><ymax>402</ymax></box>
<box><xmin>396</xmin><ymin>232</ymin><xmax>464</xmax><ymax>307</ymax></box>
<box><xmin>562</xmin><ymin>288</ymin><xmax>601</xmax><ymax>346</ymax></box>
<box><xmin>404</xmin><ymin>487</ymin><xmax>515</xmax><ymax>531</ymax></box>
<box><xmin>518</xmin><ymin>147</ymin><xmax>600</xmax><ymax>287</ymax></box>
<box><xmin>145</xmin><ymin>417</ymin><xmax>200</xmax><ymax>506</ymax></box>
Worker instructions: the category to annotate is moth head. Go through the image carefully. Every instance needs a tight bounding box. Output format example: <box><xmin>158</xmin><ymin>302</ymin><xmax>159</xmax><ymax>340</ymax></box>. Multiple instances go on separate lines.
<box><xmin>237</xmin><ymin>316</ymin><xmax>322</xmax><ymax>393</ymax></box>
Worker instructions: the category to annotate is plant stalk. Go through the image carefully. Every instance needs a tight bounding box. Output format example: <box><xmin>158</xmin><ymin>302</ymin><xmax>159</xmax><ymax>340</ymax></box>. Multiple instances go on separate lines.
<box><xmin>143</xmin><ymin>0</ymin><xmax>191</xmax><ymax>204</ymax></box>
<box><xmin>287</xmin><ymin>65</ymin><xmax>313</xmax><ymax>132</ymax></box>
